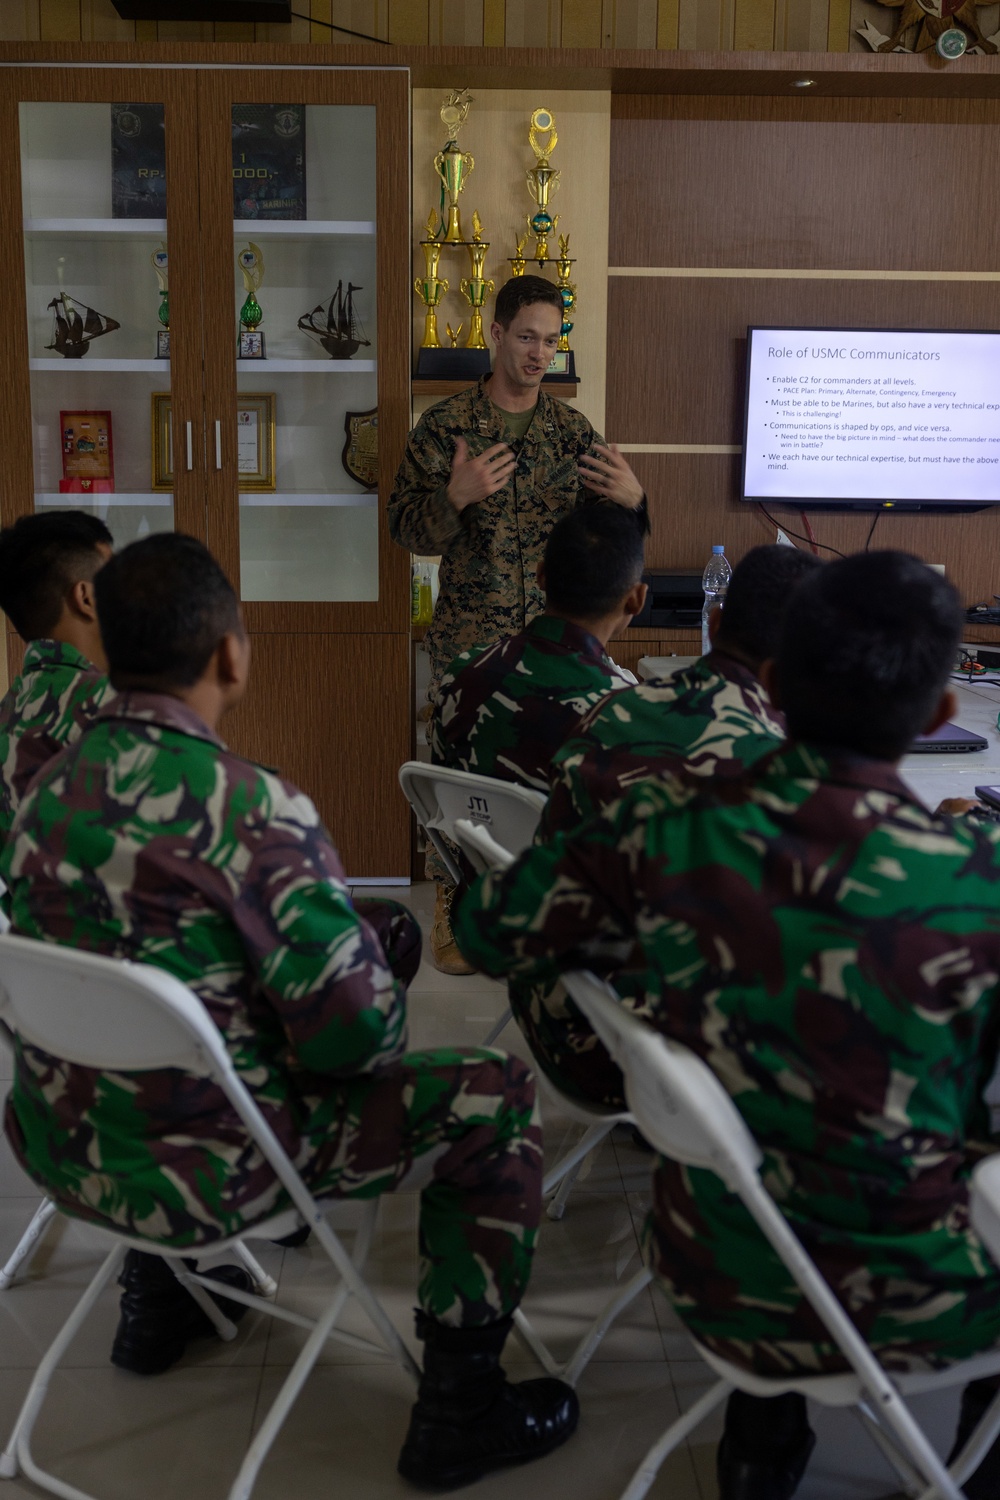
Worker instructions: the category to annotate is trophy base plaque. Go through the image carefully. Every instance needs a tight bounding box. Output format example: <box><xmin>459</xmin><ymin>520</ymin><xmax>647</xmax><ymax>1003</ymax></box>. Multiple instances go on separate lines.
<box><xmin>239</xmin><ymin>330</ymin><xmax>266</xmax><ymax>359</ymax></box>
<box><xmin>416</xmin><ymin>348</ymin><xmax>491</xmax><ymax>380</ymax></box>
<box><xmin>156</xmin><ymin>330</ymin><xmax>170</xmax><ymax>359</ymax></box>
<box><xmin>545</xmin><ymin>350</ymin><xmax>577</xmax><ymax>382</ymax></box>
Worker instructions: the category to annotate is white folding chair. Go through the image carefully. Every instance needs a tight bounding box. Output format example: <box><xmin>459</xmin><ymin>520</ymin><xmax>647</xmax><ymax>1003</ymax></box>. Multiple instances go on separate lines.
<box><xmin>0</xmin><ymin>1018</ymin><xmax>276</xmax><ymax>1299</ymax></box>
<box><xmin>0</xmin><ymin>934</ymin><xmax>418</xmax><ymax>1500</ymax></box>
<box><xmin>398</xmin><ymin>761</ymin><xmax>546</xmax><ymax>1045</ymax></box>
<box><xmin>565</xmin><ymin>968</ymin><xmax>1000</xmax><ymax>1500</ymax></box>
<box><xmin>451</xmin><ymin>817</ymin><xmax>650</xmax><ymax>1388</ymax></box>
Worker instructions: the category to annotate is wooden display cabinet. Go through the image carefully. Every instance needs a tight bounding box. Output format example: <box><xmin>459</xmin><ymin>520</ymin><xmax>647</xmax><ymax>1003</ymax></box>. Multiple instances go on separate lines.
<box><xmin>0</xmin><ymin>62</ymin><xmax>410</xmax><ymax>879</ymax></box>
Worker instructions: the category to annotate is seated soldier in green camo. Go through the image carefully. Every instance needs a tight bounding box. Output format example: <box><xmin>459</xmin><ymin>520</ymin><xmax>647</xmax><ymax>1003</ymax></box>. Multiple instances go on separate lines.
<box><xmin>2</xmin><ymin>533</ymin><xmax>578</xmax><ymax>1490</ymax></box>
<box><xmin>508</xmin><ymin>544</ymin><xmax>820</xmax><ymax>1110</ymax></box>
<box><xmin>456</xmin><ymin>551</ymin><xmax>1000</xmax><ymax>1500</ymax></box>
<box><xmin>427</xmin><ymin>504</ymin><xmax>646</xmax><ymax>976</ymax></box>
<box><xmin>0</xmin><ymin>510</ymin><xmax>116</xmax><ymax>844</ymax></box>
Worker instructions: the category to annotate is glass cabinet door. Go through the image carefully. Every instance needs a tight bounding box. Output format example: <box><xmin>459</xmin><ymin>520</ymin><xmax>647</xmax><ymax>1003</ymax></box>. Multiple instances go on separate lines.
<box><xmin>18</xmin><ymin>95</ymin><xmax>190</xmax><ymax>548</ymax></box>
<box><xmin>197</xmin><ymin>71</ymin><xmax>409</xmax><ymax>630</ymax></box>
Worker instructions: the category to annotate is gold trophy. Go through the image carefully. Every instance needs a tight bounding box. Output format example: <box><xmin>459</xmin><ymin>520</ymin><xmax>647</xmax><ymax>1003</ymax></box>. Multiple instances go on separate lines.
<box><xmin>555</xmin><ymin>233</ymin><xmax>577</xmax><ymax>357</ymax></box>
<box><xmin>460</xmin><ymin>211</ymin><xmax>495</xmax><ymax>351</ymax></box>
<box><xmin>237</xmin><ymin>241</ymin><xmax>266</xmax><ymax>359</ymax></box>
<box><xmin>151</xmin><ymin>243</ymin><xmax>169</xmax><ymax>359</ymax></box>
<box><xmin>525</xmin><ymin>107</ymin><xmax>560</xmax><ymax>263</ymax></box>
<box><xmin>510</xmin><ymin>234</ymin><xmax>528</xmax><ymax>277</ymax></box>
<box><xmin>434</xmin><ymin>88</ymin><xmax>474</xmax><ymax>244</ymax></box>
<box><xmin>414</xmin><ymin>210</ymin><xmax>449</xmax><ymax>349</ymax></box>
<box><xmin>445</xmin><ymin>322</ymin><xmax>463</xmax><ymax>348</ymax></box>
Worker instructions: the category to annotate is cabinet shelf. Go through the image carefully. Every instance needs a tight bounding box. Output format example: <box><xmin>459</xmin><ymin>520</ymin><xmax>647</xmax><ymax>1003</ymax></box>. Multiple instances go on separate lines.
<box><xmin>30</xmin><ymin>358</ymin><xmax>168</xmax><ymax>373</ymax></box>
<box><xmin>238</xmin><ymin>492</ymin><xmax>377</xmax><ymax>507</ymax></box>
<box><xmin>232</xmin><ymin>219</ymin><xmax>375</xmax><ymax>237</ymax></box>
<box><xmin>236</xmin><ymin>358</ymin><xmax>376</xmax><ymax>373</ymax></box>
<box><xmin>35</xmin><ymin>492</ymin><xmax>171</xmax><ymax>507</ymax></box>
<box><xmin>25</xmin><ymin>218</ymin><xmax>168</xmax><ymax>235</ymax></box>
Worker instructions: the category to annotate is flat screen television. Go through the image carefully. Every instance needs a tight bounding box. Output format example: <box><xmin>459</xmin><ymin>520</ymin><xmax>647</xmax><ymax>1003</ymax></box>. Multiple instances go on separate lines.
<box><xmin>741</xmin><ymin>327</ymin><xmax>1000</xmax><ymax>511</ymax></box>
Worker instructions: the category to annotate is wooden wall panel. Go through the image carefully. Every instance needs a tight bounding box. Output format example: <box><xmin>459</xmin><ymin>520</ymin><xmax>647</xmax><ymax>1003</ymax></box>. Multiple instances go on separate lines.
<box><xmin>607</xmin><ymin>95</ymin><xmax>1000</xmax><ymax>617</ymax></box>
<box><xmin>225</xmin><ymin>631</ymin><xmax>411</xmax><ymax>878</ymax></box>
<box><xmin>607</xmin><ymin>277</ymin><xmax>1000</xmax><ymax>444</ymax></box>
<box><xmin>610</xmin><ymin>106</ymin><xmax>1000</xmax><ymax>269</ymax></box>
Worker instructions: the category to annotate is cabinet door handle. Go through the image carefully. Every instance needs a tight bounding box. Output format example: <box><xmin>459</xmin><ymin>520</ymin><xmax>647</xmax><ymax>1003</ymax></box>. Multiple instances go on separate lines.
<box><xmin>215</xmin><ymin>420</ymin><xmax>222</xmax><ymax>470</ymax></box>
<box><xmin>185</xmin><ymin>421</ymin><xmax>194</xmax><ymax>471</ymax></box>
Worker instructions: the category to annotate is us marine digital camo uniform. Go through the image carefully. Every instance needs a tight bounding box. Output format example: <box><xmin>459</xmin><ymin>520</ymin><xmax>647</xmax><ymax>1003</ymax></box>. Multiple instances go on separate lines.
<box><xmin>0</xmin><ymin>639</ymin><xmax>113</xmax><ymax>842</ymax></box>
<box><xmin>511</xmin><ymin>650</ymin><xmax>786</xmax><ymax>1109</ymax></box>
<box><xmin>388</xmin><ymin>377</ymin><xmax>608</xmax><ymax>688</ymax></box>
<box><xmin>2</xmin><ymin>692</ymin><xmax>542</xmax><ymax>1327</ymax></box>
<box><xmin>430</xmin><ymin>614</ymin><xmax>633</xmax><ymax>793</ymax></box>
<box><xmin>456</xmin><ymin>744</ymin><xmax>1000</xmax><ymax>1372</ymax></box>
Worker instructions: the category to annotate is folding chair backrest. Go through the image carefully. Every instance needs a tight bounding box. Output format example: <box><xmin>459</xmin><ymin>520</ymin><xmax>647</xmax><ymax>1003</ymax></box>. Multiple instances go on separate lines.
<box><xmin>0</xmin><ymin>934</ymin><xmax>324</xmax><ymax>1233</ymax></box>
<box><xmin>399</xmin><ymin>761</ymin><xmax>546</xmax><ymax>877</ymax></box>
<box><xmin>561</xmin><ymin>970</ymin><xmax>764</xmax><ymax>1185</ymax></box>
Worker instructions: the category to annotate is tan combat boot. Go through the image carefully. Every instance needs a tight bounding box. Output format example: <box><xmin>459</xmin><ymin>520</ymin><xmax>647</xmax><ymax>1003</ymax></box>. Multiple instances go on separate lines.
<box><xmin>430</xmin><ymin>882</ymin><xmax>475</xmax><ymax>976</ymax></box>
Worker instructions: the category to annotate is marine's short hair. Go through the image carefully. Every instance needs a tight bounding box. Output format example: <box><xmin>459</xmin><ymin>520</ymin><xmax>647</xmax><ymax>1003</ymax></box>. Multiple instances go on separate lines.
<box><xmin>543</xmin><ymin>503</ymin><xmax>645</xmax><ymax>620</ymax></box>
<box><xmin>715</xmin><ymin>544</ymin><xmax>822</xmax><ymax>667</ymax></box>
<box><xmin>776</xmin><ymin>550</ymin><xmax>963</xmax><ymax>760</ymax></box>
<box><xmin>494</xmin><ymin>275</ymin><xmax>564</xmax><ymax>329</ymax></box>
<box><xmin>95</xmin><ymin>533</ymin><xmax>241</xmax><ymax>690</ymax></box>
<box><xmin>0</xmin><ymin>510</ymin><xmax>113</xmax><ymax>643</ymax></box>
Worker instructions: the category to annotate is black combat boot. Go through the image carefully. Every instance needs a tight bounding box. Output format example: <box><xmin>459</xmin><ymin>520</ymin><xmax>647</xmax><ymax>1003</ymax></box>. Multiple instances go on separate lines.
<box><xmin>111</xmin><ymin>1249</ymin><xmax>255</xmax><ymax>1376</ymax></box>
<box><xmin>945</xmin><ymin>1378</ymin><xmax>1000</xmax><ymax>1499</ymax></box>
<box><xmin>717</xmin><ymin>1391</ymin><xmax>816</xmax><ymax>1500</ymax></box>
<box><xmin>397</xmin><ymin>1311</ymin><xmax>579</xmax><ymax>1489</ymax></box>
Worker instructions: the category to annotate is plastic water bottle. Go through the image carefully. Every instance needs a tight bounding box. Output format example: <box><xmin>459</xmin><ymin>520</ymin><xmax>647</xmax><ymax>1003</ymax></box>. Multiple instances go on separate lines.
<box><xmin>701</xmin><ymin>545</ymin><xmax>732</xmax><ymax>655</ymax></box>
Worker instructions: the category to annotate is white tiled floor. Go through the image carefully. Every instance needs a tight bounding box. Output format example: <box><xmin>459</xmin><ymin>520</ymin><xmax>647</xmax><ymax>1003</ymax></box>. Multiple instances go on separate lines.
<box><xmin>0</xmin><ymin>884</ymin><xmax>963</xmax><ymax>1499</ymax></box>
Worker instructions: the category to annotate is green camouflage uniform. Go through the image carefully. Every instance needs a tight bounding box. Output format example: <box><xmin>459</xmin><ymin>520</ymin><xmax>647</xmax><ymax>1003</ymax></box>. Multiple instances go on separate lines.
<box><xmin>388</xmin><ymin>377</ymin><xmax>608</xmax><ymax>689</ymax></box>
<box><xmin>430</xmin><ymin>614</ymin><xmax>632</xmax><ymax>793</ymax></box>
<box><xmin>0</xmin><ymin>639</ymin><xmax>113</xmax><ymax>843</ymax></box>
<box><xmin>2</xmin><ymin>692</ymin><xmax>542</xmax><ymax>1328</ymax></box>
<box><xmin>456</xmin><ymin>743</ymin><xmax>1000</xmax><ymax>1373</ymax></box>
<box><xmin>511</xmin><ymin>651</ymin><xmax>785</xmax><ymax>1110</ymax></box>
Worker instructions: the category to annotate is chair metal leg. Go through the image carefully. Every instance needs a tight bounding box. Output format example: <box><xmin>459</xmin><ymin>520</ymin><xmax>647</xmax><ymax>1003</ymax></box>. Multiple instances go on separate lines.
<box><xmin>947</xmin><ymin>1384</ymin><xmax>1000</xmax><ymax>1488</ymax></box>
<box><xmin>619</xmin><ymin>1379</ymin><xmax>733</xmax><ymax>1500</ymax></box>
<box><xmin>0</xmin><ymin>1242</ymin><xmax>125</xmax><ymax>1494</ymax></box>
<box><xmin>856</xmin><ymin>1401</ymin><xmax>926</xmax><ymax>1497</ymax></box>
<box><xmin>543</xmin><ymin>1120</ymin><xmax>616</xmax><ymax>1221</ymax></box>
<box><xmin>874</xmin><ymin>1386</ymin><xmax>965</xmax><ymax>1500</ymax></box>
<box><xmin>481</xmin><ymin>1007</ymin><xmax>512</xmax><ymax>1046</ymax></box>
<box><xmin>0</xmin><ymin>1199</ymin><xmax>58</xmax><ymax>1291</ymax></box>
<box><xmin>563</xmin><ymin>1267</ymin><xmax>654</xmax><ymax>1387</ymax></box>
<box><xmin>232</xmin><ymin>1240</ymin><xmax>278</xmax><ymax>1298</ymax></box>
<box><xmin>511</xmin><ymin>1307</ymin><xmax>562</xmax><ymax>1376</ymax></box>
<box><xmin>171</xmin><ymin>1262</ymin><xmax>240</xmax><ymax>1341</ymax></box>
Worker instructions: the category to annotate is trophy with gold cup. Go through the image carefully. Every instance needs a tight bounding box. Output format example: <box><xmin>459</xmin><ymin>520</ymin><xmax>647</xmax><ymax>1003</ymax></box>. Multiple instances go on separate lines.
<box><xmin>508</xmin><ymin>107</ymin><xmax>578</xmax><ymax>383</ymax></box>
<box><xmin>414</xmin><ymin>92</ymin><xmax>495</xmax><ymax>380</ymax></box>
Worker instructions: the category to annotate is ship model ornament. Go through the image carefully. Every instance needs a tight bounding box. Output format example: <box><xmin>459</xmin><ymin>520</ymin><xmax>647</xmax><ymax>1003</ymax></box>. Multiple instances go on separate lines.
<box><xmin>237</xmin><ymin>242</ymin><xmax>266</xmax><ymax>359</ymax></box>
<box><xmin>46</xmin><ymin>292</ymin><xmax>120</xmax><ymax>360</ymax></box>
<box><xmin>298</xmin><ymin>281</ymin><xmax>370</xmax><ymax>360</ymax></box>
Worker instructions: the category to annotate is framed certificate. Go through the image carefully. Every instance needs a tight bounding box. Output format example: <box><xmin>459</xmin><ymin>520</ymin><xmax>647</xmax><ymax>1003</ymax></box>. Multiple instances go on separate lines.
<box><xmin>60</xmin><ymin>410</ymin><xmax>114</xmax><ymax>493</ymax></box>
<box><xmin>151</xmin><ymin>393</ymin><xmax>275</xmax><ymax>492</ymax></box>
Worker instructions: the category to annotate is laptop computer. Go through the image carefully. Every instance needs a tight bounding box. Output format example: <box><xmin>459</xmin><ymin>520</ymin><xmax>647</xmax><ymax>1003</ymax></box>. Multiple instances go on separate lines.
<box><xmin>909</xmin><ymin>721</ymin><xmax>989</xmax><ymax>753</ymax></box>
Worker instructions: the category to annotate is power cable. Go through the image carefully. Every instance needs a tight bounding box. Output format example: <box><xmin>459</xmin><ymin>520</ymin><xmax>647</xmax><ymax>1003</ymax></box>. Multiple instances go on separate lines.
<box><xmin>756</xmin><ymin>505</ymin><xmax>846</xmax><ymax>558</ymax></box>
<box><xmin>289</xmin><ymin>11</ymin><xmax>389</xmax><ymax>43</ymax></box>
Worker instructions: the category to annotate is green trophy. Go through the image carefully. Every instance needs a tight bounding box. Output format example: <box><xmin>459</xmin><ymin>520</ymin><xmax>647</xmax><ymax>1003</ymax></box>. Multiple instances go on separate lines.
<box><xmin>237</xmin><ymin>241</ymin><xmax>266</xmax><ymax>359</ymax></box>
<box><xmin>525</xmin><ymin>107</ymin><xmax>560</xmax><ymax>264</ymax></box>
<box><xmin>151</xmin><ymin>244</ymin><xmax>169</xmax><ymax>359</ymax></box>
<box><xmin>460</xmin><ymin>212</ymin><xmax>495</xmax><ymax>350</ymax></box>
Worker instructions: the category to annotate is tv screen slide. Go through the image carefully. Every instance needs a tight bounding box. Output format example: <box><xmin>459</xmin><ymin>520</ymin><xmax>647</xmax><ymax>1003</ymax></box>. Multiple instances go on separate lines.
<box><xmin>741</xmin><ymin>327</ymin><xmax>1000</xmax><ymax>507</ymax></box>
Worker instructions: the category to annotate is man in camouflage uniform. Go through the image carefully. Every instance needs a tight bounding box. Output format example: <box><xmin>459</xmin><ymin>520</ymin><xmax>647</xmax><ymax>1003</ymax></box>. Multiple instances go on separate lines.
<box><xmin>507</xmin><ymin>545</ymin><xmax>818</xmax><ymax>1110</ymax></box>
<box><xmin>455</xmin><ymin>552</ymin><xmax>1000</xmax><ymax>1500</ymax></box>
<box><xmin>431</xmin><ymin>503</ymin><xmax>646</xmax><ymax>792</ymax></box>
<box><xmin>2</xmin><ymin>533</ymin><xmax>577</xmax><ymax>1489</ymax></box>
<box><xmin>390</xmin><ymin>275</ymin><xmax>646</xmax><ymax>972</ymax></box>
<box><xmin>0</xmin><ymin>510</ymin><xmax>115</xmax><ymax>842</ymax></box>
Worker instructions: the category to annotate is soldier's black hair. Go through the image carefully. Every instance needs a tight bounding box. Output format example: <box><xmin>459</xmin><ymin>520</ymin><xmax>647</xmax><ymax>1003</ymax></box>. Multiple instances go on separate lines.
<box><xmin>494</xmin><ymin>275</ymin><xmax>564</xmax><ymax>329</ymax></box>
<box><xmin>776</xmin><ymin>550</ymin><xmax>963</xmax><ymax>761</ymax></box>
<box><xmin>0</xmin><ymin>510</ymin><xmax>113</xmax><ymax>643</ymax></box>
<box><xmin>543</xmin><ymin>503</ymin><xmax>645</xmax><ymax>620</ymax></box>
<box><xmin>714</xmin><ymin>545</ymin><xmax>822</xmax><ymax>668</ymax></box>
<box><xmin>95</xmin><ymin>533</ymin><xmax>242</xmax><ymax>690</ymax></box>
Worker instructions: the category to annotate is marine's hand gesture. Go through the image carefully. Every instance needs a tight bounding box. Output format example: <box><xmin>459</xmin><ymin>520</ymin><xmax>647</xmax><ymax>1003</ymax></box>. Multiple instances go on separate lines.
<box><xmin>447</xmin><ymin>436</ymin><xmax>517</xmax><ymax>514</ymax></box>
<box><xmin>577</xmin><ymin>443</ymin><xmax>644</xmax><ymax>510</ymax></box>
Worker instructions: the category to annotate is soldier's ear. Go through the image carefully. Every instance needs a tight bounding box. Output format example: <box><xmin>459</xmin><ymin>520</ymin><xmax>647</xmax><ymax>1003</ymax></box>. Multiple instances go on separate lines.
<box><xmin>67</xmin><ymin>577</ymin><xmax>97</xmax><ymax>624</ymax></box>
<box><xmin>622</xmin><ymin>580</ymin><xmax>647</xmax><ymax>619</ymax></box>
<box><xmin>921</xmin><ymin>688</ymin><xmax>957</xmax><ymax>739</ymax></box>
<box><xmin>758</xmin><ymin>658</ymin><xmax>781</xmax><ymax>708</ymax></box>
